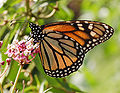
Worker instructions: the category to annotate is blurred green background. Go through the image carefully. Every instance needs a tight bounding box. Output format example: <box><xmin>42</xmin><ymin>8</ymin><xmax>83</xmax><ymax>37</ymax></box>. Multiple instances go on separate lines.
<box><xmin>0</xmin><ymin>0</ymin><xmax>120</xmax><ymax>93</ymax></box>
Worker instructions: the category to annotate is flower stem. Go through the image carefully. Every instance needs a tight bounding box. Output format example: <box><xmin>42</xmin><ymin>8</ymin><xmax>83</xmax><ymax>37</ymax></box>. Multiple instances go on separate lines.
<box><xmin>10</xmin><ymin>65</ymin><xmax>23</xmax><ymax>93</ymax></box>
<box><xmin>0</xmin><ymin>64</ymin><xmax>9</xmax><ymax>78</ymax></box>
<box><xmin>0</xmin><ymin>83</ymin><xmax>3</xmax><ymax>93</ymax></box>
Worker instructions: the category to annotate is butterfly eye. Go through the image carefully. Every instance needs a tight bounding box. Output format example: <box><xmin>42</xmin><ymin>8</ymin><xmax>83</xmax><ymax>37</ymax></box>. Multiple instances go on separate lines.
<box><xmin>29</xmin><ymin>20</ymin><xmax>114</xmax><ymax>78</ymax></box>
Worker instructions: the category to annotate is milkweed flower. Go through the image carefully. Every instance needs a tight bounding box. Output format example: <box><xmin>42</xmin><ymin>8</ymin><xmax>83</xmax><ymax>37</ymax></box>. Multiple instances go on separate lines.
<box><xmin>0</xmin><ymin>61</ymin><xmax>5</xmax><ymax>65</ymax></box>
<box><xmin>0</xmin><ymin>41</ymin><xmax>4</xmax><ymax>65</ymax></box>
<box><xmin>5</xmin><ymin>39</ymin><xmax>39</xmax><ymax>65</ymax></box>
<box><xmin>6</xmin><ymin>58</ymin><xmax>11</xmax><ymax>65</ymax></box>
<box><xmin>0</xmin><ymin>41</ymin><xmax>3</xmax><ymax>48</ymax></box>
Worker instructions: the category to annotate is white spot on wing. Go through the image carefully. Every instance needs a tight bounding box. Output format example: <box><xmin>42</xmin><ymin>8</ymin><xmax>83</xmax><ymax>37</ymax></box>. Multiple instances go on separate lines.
<box><xmin>93</xmin><ymin>39</ymin><xmax>97</xmax><ymax>42</ymax></box>
<box><xmin>88</xmin><ymin>24</ymin><xmax>93</xmax><ymax>30</ymax></box>
<box><xmin>77</xmin><ymin>24</ymin><xmax>83</xmax><ymax>26</ymax></box>
<box><xmin>76</xmin><ymin>21</ymin><xmax>80</xmax><ymax>23</ymax></box>
<box><xmin>103</xmin><ymin>24</ymin><xmax>109</xmax><ymax>29</ymax></box>
<box><xmin>90</xmin><ymin>31</ymin><xmax>96</xmax><ymax>37</ymax></box>
<box><xmin>84</xmin><ymin>21</ymin><xmax>89</xmax><ymax>23</ymax></box>
<box><xmin>66</xmin><ymin>21</ymin><xmax>71</xmax><ymax>23</ymax></box>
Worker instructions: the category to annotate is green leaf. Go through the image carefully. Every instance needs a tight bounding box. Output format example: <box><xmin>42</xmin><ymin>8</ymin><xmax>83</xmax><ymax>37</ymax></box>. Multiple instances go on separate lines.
<box><xmin>6</xmin><ymin>61</ymin><xmax>19</xmax><ymax>81</ymax></box>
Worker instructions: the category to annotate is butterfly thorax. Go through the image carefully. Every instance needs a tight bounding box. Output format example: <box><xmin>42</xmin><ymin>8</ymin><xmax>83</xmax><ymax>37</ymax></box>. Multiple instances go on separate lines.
<box><xmin>29</xmin><ymin>22</ymin><xmax>45</xmax><ymax>43</ymax></box>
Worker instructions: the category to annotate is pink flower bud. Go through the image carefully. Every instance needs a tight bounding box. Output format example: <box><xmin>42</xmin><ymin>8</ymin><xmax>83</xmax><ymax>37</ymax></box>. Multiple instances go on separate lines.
<box><xmin>0</xmin><ymin>41</ymin><xmax>3</xmax><ymax>48</ymax></box>
<box><xmin>10</xmin><ymin>81</ymin><xmax>14</xmax><ymax>85</ymax></box>
<box><xmin>6</xmin><ymin>58</ymin><xmax>11</xmax><ymax>65</ymax></box>
<box><xmin>0</xmin><ymin>61</ymin><xmax>5</xmax><ymax>65</ymax></box>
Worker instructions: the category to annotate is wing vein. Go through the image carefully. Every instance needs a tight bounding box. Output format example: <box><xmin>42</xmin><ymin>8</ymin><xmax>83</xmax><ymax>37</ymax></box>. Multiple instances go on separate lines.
<box><xmin>41</xmin><ymin>41</ymin><xmax>51</xmax><ymax>70</ymax></box>
<box><xmin>52</xmin><ymin>51</ymin><xmax>59</xmax><ymax>69</ymax></box>
<box><xmin>59</xmin><ymin>45</ymin><xmax>75</xmax><ymax>63</ymax></box>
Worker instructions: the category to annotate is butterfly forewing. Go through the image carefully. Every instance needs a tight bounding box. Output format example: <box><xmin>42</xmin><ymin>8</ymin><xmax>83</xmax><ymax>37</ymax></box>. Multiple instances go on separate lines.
<box><xmin>29</xmin><ymin>20</ymin><xmax>114</xmax><ymax>78</ymax></box>
<box><xmin>43</xmin><ymin>20</ymin><xmax>114</xmax><ymax>53</ymax></box>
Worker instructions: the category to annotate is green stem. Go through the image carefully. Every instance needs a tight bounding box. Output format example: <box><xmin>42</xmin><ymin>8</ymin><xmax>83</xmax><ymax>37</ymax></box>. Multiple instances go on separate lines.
<box><xmin>10</xmin><ymin>65</ymin><xmax>23</xmax><ymax>93</ymax></box>
<box><xmin>0</xmin><ymin>83</ymin><xmax>3</xmax><ymax>93</ymax></box>
<box><xmin>26</xmin><ymin>0</ymin><xmax>30</xmax><ymax>15</ymax></box>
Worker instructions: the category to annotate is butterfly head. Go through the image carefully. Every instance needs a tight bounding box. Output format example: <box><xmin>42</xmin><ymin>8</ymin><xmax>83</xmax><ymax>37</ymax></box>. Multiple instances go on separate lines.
<box><xmin>29</xmin><ymin>22</ymin><xmax>44</xmax><ymax>43</ymax></box>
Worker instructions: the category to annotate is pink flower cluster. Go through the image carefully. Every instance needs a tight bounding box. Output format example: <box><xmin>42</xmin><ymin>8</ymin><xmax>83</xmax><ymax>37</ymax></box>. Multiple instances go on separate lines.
<box><xmin>5</xmin><ymin>39</ymin><xmax>39</xmax><ymax>65</ymax></box>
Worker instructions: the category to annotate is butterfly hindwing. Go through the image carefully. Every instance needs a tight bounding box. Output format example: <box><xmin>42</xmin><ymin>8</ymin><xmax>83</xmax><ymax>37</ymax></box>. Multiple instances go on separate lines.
<box><xmin>40</xmin><ymin>31</ymin><xmax>85</xmax><ymax>77</ymax></box>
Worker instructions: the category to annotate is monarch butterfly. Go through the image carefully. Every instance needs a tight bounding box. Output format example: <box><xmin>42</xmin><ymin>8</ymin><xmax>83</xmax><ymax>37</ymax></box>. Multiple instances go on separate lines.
<box><xmin>29</xmin><ymin>20</ymin><xmax>114</xmax><ymax>78</ymax></box>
